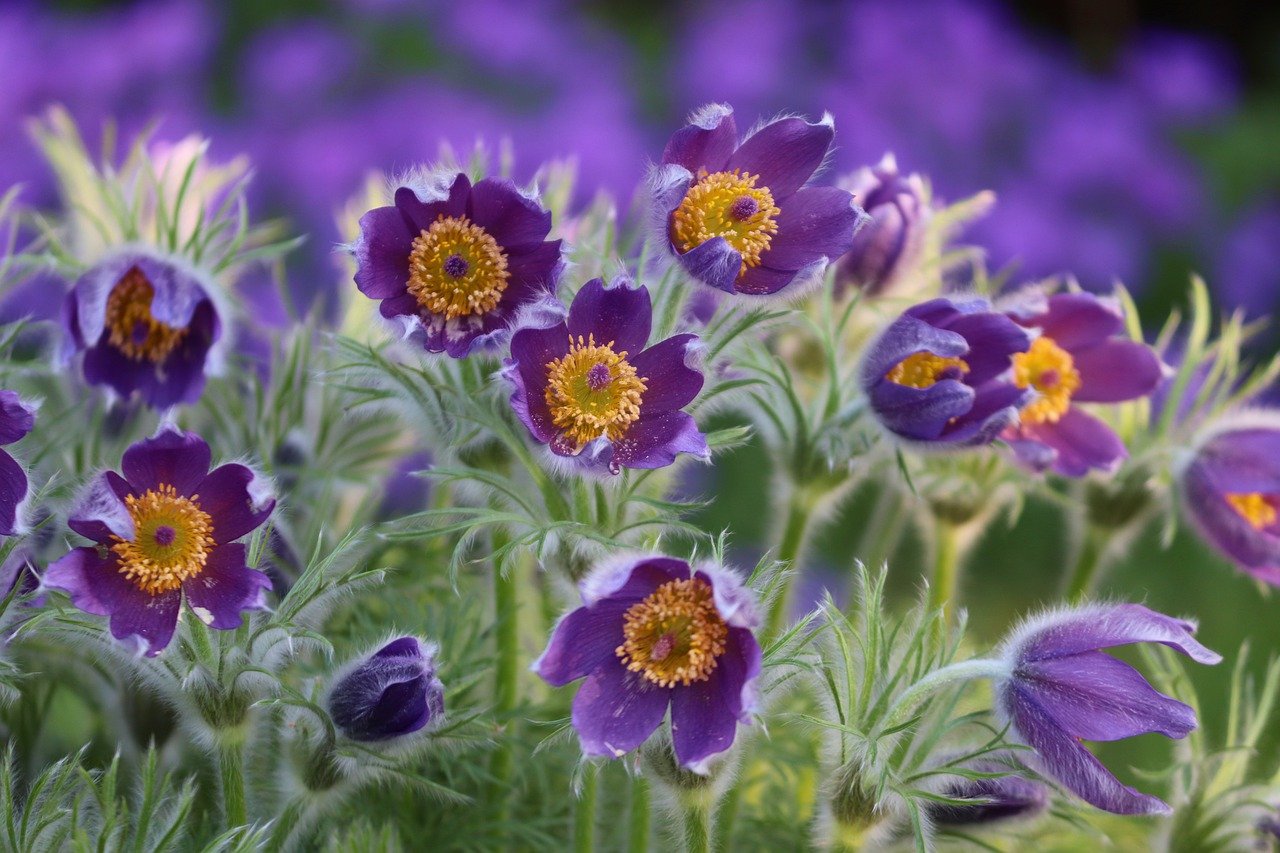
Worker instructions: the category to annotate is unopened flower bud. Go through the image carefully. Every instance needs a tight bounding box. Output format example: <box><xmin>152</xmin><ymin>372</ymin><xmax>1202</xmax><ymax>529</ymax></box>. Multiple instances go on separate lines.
<box><xmin>328</xmin><ymin>637</ymin><xmax>444</xmax><ymax>742</ymax></box>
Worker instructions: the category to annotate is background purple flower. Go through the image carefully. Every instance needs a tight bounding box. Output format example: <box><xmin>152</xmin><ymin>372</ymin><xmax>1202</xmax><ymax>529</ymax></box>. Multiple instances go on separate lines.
<box><xmin>0</xmin><ymin>390</ymin><xmax>34</xmax><ymax>536</ymax></box>
<box><xmin>534</xmin><ymin>555</ymin><xmax>761</xmax><ymax>772</ymax></box>
<box><xmin>926</xmin><ymin>761</ymin><xmax>1049</xmax><ymax>827</ymax></box>
<box><xmin>328</xmin><ymin>636</ymin><xmax>445</xmax><ymax>742</ymax></box>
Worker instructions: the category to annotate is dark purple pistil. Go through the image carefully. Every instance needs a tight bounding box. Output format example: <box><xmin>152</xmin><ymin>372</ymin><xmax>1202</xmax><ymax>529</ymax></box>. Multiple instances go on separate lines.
<box><xmin>729</xmin><ymin>195</ymin><xmax>759</xmax><ymax>221</ymax></box>
<box><xmin>938</xmin><ymin>365</ymin><xmax>966</xmax><ymax>382</ymax></box>
<box><xmin>132</xmin><ymin>320</ymin><xmax>151</xmax><ymax>346</ymax></box>
<box><xmin>650</xmin><ymin>633</ymin><xmax>677</xmax><ymax>662</ymax></box>
<box><xmin>586</xmin><ymin>362</ymin><xmax>612</xmax><ymax>391</ymax></box>
<box><xmin>442</xmin><ymin>253</ymin><xmax>470</xmax><ymax>279</ymax></box>
<box><xmin>153</xmin><ymin>525</ymin><xmax>176</xmax><ymax>547</ymax></box>
<box><xmin>1039</xmin><ymin>369</ymin><xmax>1060</xmax><ymax>388</ymax></box>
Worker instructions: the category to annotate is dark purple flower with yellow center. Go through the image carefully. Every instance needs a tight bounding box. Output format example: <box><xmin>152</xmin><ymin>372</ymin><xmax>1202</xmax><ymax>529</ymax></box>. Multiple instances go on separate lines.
<box><xmin>44</xmin><ymin>428</ymin><xmax>275</xmax><ymax>656</ymax></box>
<box><xmin>328</xmin><ymin>636</ymin><xmax>445</xmax><ymax>742</ymax></box>
<box><xmin>1001</xmin><ymin>292</ymin><xmax>1165</xmax><ymax>476</ymax></box>
<box><xmin>504</xmin><ymin>277</ymin><xmax>707</xmax><ymax>474</ymax></box>
<box><xmin>534</xmin><ymin>555</ymin><xmax>761</xmax><ymax>772</ymax></box>
<box><xmin>1180</xmin><ymin>420</ymin><xmax>1280</xmax><ymax>586</ymax></box>
<box><xmin>649</xmin><ymin>104</ymin><xmax>865</xmax><ymax>297</ymax></box>
<box><xmin>994</xmin><ymin>604</ymin><xmax>1221</xmax><ymax>815</ymax></box>
<box><xmin>0</xmin><ymin>391</ymin><xmax>34</xmax><ymax>537</ymax></box>
<box><xmin>353</xmin><ymin>172</ymin><xmax>563</xmax><ymax>358</ymax></box>
<box><xmin>834</xmin><ymin>153</ymin><xmax>930</xmax><ymax>297</ymax></box>
<box><xmin>926</xmin><ymin>761</ymin><xmax>1049</xmax><ymax>827</ymax></box>
<box><xmin>861</xmin><ymin>296</ymin><xmax>1032</xmax><ymax>446</ymax></box>
<box><xmin>64</xmin><ymin>252</ymin><xmax>222</xmax><ymax>409</ymax></box>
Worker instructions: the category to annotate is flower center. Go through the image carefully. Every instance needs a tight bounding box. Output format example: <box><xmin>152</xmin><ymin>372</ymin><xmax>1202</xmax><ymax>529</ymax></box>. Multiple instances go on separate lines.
<box><xmin>886</xmin><ymin>352</ymin><xmax>970</xmax><ymax>389</ymax></box>
<box><xmin>104</xmin><ymin>268</ymin><xmax>189</xmax><ymax>363</ymax></box>
<box><xmin>544</xmin><ymin>334</ymin><xmax>647</xmax><ymax>452</ymax></box>
<box><xmin>110</xmin><ymin>484</ymin><xmax>215</xmax><ymax>596</ymax></box>
<box><xmin>1012</xmin><ymin>336</ymin><xmax>1082</xmax><ymax>425</ymax></box>
<box><xmin>671</xmin><ymin>170</ymin><xmax>781</xmax><ymax>277</ymax></box>
<box><xmin>1226</xmin><ymin>492</ymin><xmax>1278</xmax><ymax>531</ymax></box>
<box><xmin>407</xmin><ymin>215</ymin><xmax>509</xmax><ymax>320</ymax></box>
<box><xmin>616</xmin><ymin>577</ymin><xmax>729</xmax><ymax>688</ymax></box>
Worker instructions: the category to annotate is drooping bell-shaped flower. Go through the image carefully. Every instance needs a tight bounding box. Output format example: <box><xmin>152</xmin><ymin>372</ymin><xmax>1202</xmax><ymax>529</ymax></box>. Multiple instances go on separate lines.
<box><xmin>834</xmin><ymin>153</ymin><xmax>930</xmax><ymax>297</ymax></box>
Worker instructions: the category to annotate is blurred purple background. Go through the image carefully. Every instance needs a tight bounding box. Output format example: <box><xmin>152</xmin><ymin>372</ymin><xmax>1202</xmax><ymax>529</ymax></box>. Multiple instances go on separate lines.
<box><xmin>2</xmin><ymin>0</ymin><xmax>1277</xmax><ymax>319</ymax></box>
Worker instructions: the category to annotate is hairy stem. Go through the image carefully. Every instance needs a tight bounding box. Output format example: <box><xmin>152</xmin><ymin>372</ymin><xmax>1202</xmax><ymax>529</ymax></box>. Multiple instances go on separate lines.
<box><xmin>488</xmin><ymin>529</ymin><xmax>520</xmax><ymax>816</ymax></box>
<box><xmin>763</xmin><ymin>490</ymin><xmax>815</xmax><ymax>639</ymax></box>
<box><xmin>218</xmin><ymin>736</ymin><xmax>248</xmax><ymax>827</ymax></box>
<box><xmin>628</xmin><ymin>774</ymin><xmax>651</xmax><ymax>852</ymax></box>
<box><xmin>574</xmin><ymin>764</ymin><xmax>599</xmax><ymax>853</ymax></box>
<box><xmin>1064</xmin><ymin>524</ymin><xmax>1109</xmax><ymax>602</ymax></box>
<box><xmin>927</xmin><ymin>517</ymin><xmax>962</xmax><ymax>620</ymax></box>
<box><xmin>682</xmin><ymin>801</ymin><xmax>713</xmax><ymax>853</ymax></box>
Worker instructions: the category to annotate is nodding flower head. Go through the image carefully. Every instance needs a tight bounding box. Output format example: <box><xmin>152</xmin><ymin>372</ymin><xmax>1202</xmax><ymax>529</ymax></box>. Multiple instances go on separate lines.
<box><xmin>328</xmin><ymin>637</ymin><xmax>445</xmax><ymax>742</ymax></box>
<box><xmin>504</xmin><ymin>277</ymin><xmax>708</xmax><ymax>474</ymax></box>
<box><xmin>994</xmin><ymin>603</ymin><xmax>1220</xmax><ymax>815</ymax></box>
<box><xmin>352</xmin><ymin>172</ymin><xmax>564</xmax><ymax>358</ymax></box>
<box><xmin>925</xmin><ymin>761</ymin><xmax>1050</xmax><ymax>827</ymax></box>
<box><xmin>649</xmin><ymin>104</ymin><xmax>866</xmax><ymax>297</ymax></box>
<box><xmin>1002</xmin><ymin>291</ymin><xmax>1165</xmax><ymax>476</ymax></box>
<box><xmin>861</xmin><ymin>296</ymin><xmax>1031</xmax><ymax>447</ymax></box>
<box><xmin>43</xmin><ymin>427</ymin><xmax>275</xmax><ymax>656</ymax></box>
<box><xmin>834</xmin><ymin>153</ymin><xmax>930</xmax><ymax>298</ymax></box>
<box><xmin>534</xmin><ymin>555</ymin><xmax>761</xmax><ymax>773</ymax></box>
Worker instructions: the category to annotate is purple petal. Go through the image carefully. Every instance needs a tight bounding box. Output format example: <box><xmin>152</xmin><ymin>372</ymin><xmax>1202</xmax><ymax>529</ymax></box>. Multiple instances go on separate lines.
<box><xmin>467</xmin><ymin>178</ymin><xmax>552</xmax><ymax>248</ymax></box>
<box><xmin>1015</xmin><ymin>651</ymin><xmax>1197</xmax><ymax>741</ymax></box>
<box><xmin>1181</xmin><ymin>459</ymin><xmax>1280</xmax><ymax>578</ymax></box>
<box><xmin>1193</xmin><ymin>429</ymin><xmax>1280</xmax><ymax>494</ymax></box>
<box><xmin>861</xmin><ymin>311</ymin><xmax>970</xmax><ymax>385</ymax></box>
<box><xmin>571</xmin><ymin>660</ymin><xmax>670</xmax><ymax>759</ymax></box>
<box><xmin>44</xmin><ymin>547</ymin><xmax>180</xmax><ymax>656</ymax></box>
<box><xmin>506</xmin><ymin>321</ymin><xmax>570</xmax><ymax>443</ymax></box>
<box><xmin>0</xmin><ymin>391</ymin><xmax>35</xmax><ymax>445</ymax></box>
<box><xmin>735</xmin><ymin>263</ymin><xmax>805</xmax><ymax>296</ymax></box>
<box><xmin>1017</xmin><ymin>293</ymin><xmax>1125</xmax><ymax>351</ymax></box>
<box><xmin>670</xmin><ymin>627</ymin><xmax>761</xmax><ymax>772</ymax></box>
<box><xmin>68</xmin><ymin>471</ymin><xmax>134</xmax><ymax>543</ymax></box>
<box><xmin>122</xmin><ymin>428</ymin><xmax>212</xmax><ymax>495</ymax></box>
<box><xmin>764</xmin><ymin>187</ymin><xmax>861</xmax><ymax>271</ymax></box>
<box><xmin>567</xmin><ymin>278</ymin><xmax>651</xmax><ymax>356</ymax></box>
<box><xmin>631</xmin><ymin>335</ymin><xmax>703</xmax><ymax>412</ymax></box>
<box><xmin>579</xmin><ymin>555</ymin><xmax>690</xmax><ymax>607</ymax></box>
<box><xmin>182</xmin><ymin>543</ymin><xmax>272</xmax><ymax>630</ymax></box>
<box><xmin>394</xmin><ymin>173</ymin><xmax>470</xmax><ymax>234</ymax></box>
<box><xmin>1072</xmin><ymin>340</ymin><xmax>1164</xmax><ymax>403</ymax></box>
<box><xmin>0</xmin><ymin>450</ymin><xmax>26</xmax><ymax>536</ymax></box>
<box><xmin>196</xmin><ymin>464</ymin><xmax>275</xmax><ymax>544</ymax></box>
<box><xmin>943</xmin><ymin>312</ymin><xmax>1032</xmax><ymax>386</ymax></box>
<box><xmin>726</xmin><ymin>116</ymin><xmax>833</xmax><ymax>199</ymax></box>
<box><xmin>534</xmin><ymin>598</ymin><xmax>632</xmax><ymax>687</ymax></box>
<box><xmin>506</xmin><ymin>239</ymin><xmax>564</xmax><ymax>291</ymax></box>
<box><xmin>1018</xmin><ymin>407</ymin><xmax>1127</xmax><ymax>477</ymax></box>
<box><xmin>1003</xmin><ymin>680</ymin><xmax>1172</xmax><ymax>815</ymax></box>
<box><xmin>946</xmin><ymin>381</ymin><xmax>1028</xmax><ymax>445</ymax></box>
<box><xmin>608</xmin><ymin>411</ymin><xmax>708</xmax><ymax>471</ymax></box>
<box><xmin>662</xmin><ymin>105</ymin><xmax>737</xmax><ymax>174</ymax></box>
<box><xmin>868</xmin><ymin>379</ymin><xmax>976</xmax><ymax>442</ymax></box>
<box><xmin>675</xmin><ymin>236</ymin><xmax>744</xmax><ymax>294</ymax></box>
<box><xmin>354</xmin><ymin>205</ymin><xmax>413</xmax><ymax>299</ymax></box>
<box><xmin>1018</xmin><ymin>604</ymin><xmax>1221</xmax><ymax>665</ymax></box>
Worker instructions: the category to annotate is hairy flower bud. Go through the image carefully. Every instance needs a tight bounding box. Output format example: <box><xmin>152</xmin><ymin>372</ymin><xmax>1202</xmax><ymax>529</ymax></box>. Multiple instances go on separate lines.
<box><xmin>328</xmin><ymin>637</ymin><xmax>444</xmax><ymax>742</ymax></box>
<box><xmin>835</xmin><ymin>154</ymin><xmax>929</xmax><ymax>297</ymax></box>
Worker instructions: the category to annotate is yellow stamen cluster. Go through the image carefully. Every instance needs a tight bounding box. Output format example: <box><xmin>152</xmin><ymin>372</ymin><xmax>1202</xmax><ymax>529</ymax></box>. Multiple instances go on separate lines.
<box><xmin>672</xmin><ymin>170</ymin><xmax>780</xmax><ymax>276</ymax></box>
<box><xmin>616</xmin><ymin>578</ymin><xmax>729</xmax><ymax>688</ymax></box>
<box><xmin>886</xmin><ymin>352</ymin><xmax>970</xmax><ymax>389</ymax></box>
<box><xmin>104</xmin><ymin>268</ymin><xmax>189</xmax><ymax>363</ymax></box>
<box><xmin>407</xmin><ymin>215</ymin><xmax>509</xmax><ymax>319</ymax></box>
<box><xmin>1011</xmin><ymin>336</ymin><xmax>1082</xmax><ymax>425</ymax></box>
<box><xmin>110</xmin><ymin>484</ymin><xmax>215</xmax><ymax>596</ymax></box>
<box><xmin>1226</xmin><ymin>492</ymin><xmax>1278</xmax><ymax>531</ymax></box>
<box><xmin>544</xmin><ymin>334</ymin><xmax>647</xmax><ymax>452</ymax></box>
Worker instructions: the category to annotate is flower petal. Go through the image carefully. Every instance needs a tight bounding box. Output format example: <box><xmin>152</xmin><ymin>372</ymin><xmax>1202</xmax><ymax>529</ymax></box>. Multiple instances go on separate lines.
<box><xmin>868</xmin><ymin>378</ymin><xmax>975</xmax><ymax>442</ymax></box>
<box><xmin>1017</xmin><ymin>603</ymin><xmax>1221</xmax><ymax>665</ymax></box>
<box><xmin>506</xmin><ymin>321</ymin><xmax>570</xmax><ymax>443</ymax></box>
<box><xmin>571</xmin><ymin>660</ymin><xmax>670</xmax><ymax>759</ymax></box>
<box><xmin>0</xmin><ymin>391</ymin><xmax>35</xmax><ymax>445</ymax></box>
<box><xmin>727</xmin><ymin>116</ymin><xmax>833</xmax><ymax>199</ymax></box>
<box><xmin>122</xmin><ymin>428</ymin><xmax>212</xmax><ymax>495</ymax></box>
<box><xmin>1020</xmin><ymin>407</ymin><xmax>1127</xmax><ymax>477</ymax></box>
<box><xmin>394</xmin><ymin>173</ymin><xmax>470</xmax><ymax>233</ymax></box>
<box><xmin>467</xmin><ymin>177</ymin><xmax>552</xmax><ymax>248</ymax></box>
<box><xmin>675</xmin><ymin>236</ymin><xmax>743</xmax><ymax>294</ymax></box>
<box><xmin>0</xmin><ymin>450</ymin><xmax>26</xmax><ymax>537</ymax></box>
<box><xmin>861</xmin><ymin>310</ymin><xmax>971</xmax><ymax>384</ymax></box>
<box><xmin>1072</xmin><ymin>339</ymin><xmax>1164</xmax><ymax>403</ymax></box>
<box><xmin>506</xmin><ymin>239</ymin><xmax>564</xmax><ymax>291</ymax></box>
<box><xmin>735</xmin><ymin>262</ymin><xmax>809</xmax><ymax>296</ymax></box>
<box><xmin>1019</xmin><ymin>293</ymin><xmax>1125</xmax><ymax>351</ymax></box>
<box><xmin>68</xmin><ymin>472</ymin><xmax>134</xmax><ymax>543</ymax></box>
<box><xmin>534</xmin><ymin>598</ymin><xmax>633</xmax><ymax>687</ymax></box>
<box><xmin>354</xmin><ymin>205</ymin><xmax>413</xmax><ymax>299</ymax></box>
<box><xmin>567</xmin><ymin>278</ymin><xmax>651</xmax><ymax>356</ymax></box>
<box><xmin>182</xmin><ymin>543</ymin><xmax>272</xmax><ymax>630</ymax></box>
<box><xmin>196</xmin><ymin>464</ymin><xmax>275</xmax><ymax>544</ymax></box>
<box><xmin>44</xmin><ymin>547</ymin><xmax>180</xmax><ymax>656</ymax></box>
<box><xmin>670</xmin><ymin>627</ymin><xmax>761</xmax><ymax>772</ymax></box>
<box><xmin>763</xmin><ymin>187</ymin><xmax>861</xmax><ymax>272</ymax></box>
<box><xmin>631</xmin><ymin>334</ymin><xmax>703</xmax><ymax>412</ymax></box>
<box><xmin>662</xmin><ymin>105</ymin><xmax>737</xmax><ymax>174</ymax></box>
<box><xmin>608</xmin><ymin>411</ymin><xmax>708</xmax><ymax>472</ymax></box>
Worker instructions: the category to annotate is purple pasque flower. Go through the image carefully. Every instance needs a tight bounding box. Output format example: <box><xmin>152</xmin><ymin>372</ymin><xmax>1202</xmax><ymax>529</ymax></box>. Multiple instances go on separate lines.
<box><xmin>1179</xmin><ymin>417</ymin><xmax>1280</xmax><ymax>586</ymax></box>
<box><xmin>834</xmin><ymin>153</ymin><xmax>930</xmax><ymax>297</ymax></box>
<box><xmin>328</xmin><ymin>636</ymin><xmax>445</xmax><ymax>742</ymax></box>
<box><xmin>649</xmin><ymin>104</ymin><xmax>865</xmax><ymax>297</ymax></box>
<box><xmin>44</xmin><ymin>427</ymin><xmax>275</xmax><ymax>656</ymax></box>
<box><xmin>994</xmin><ymin>603</ymin><xmax>1221</xmax><ymax>815</ymax></box>
<box><xmin>1001</xmin><ymin>291</ymin><xmax>1165</xmax><ymax>476</ymax></box>
<box><xmin>504</xmin><ymin>276</ymin><xmax>708</xmax><ymax>474</ymax></box>
<box><xmin>534</xmin><ymin>555</ymin><xmax>761</xmax><ymax>773</ymax></box>
<box><xmin>926</xmin><ymin>761</ymin><xmax>1049</xmax><ymax>827</ymax></box>
<box><xmin>0</xmin><ymin>391</ymin><xmax>34</xmax><ymax>536</ymax></box>
<box><xmin>64</xmin><ymin>251</ymin><xmax>222</xmax><ymax>409</ymax></box>
<box><xmin>861</xmin><ymin>296</ymin><xmax>1031</xmax><ymax>446</ymax></box>
<box><xmin>352</xmin><ymin>171</ymin><xmax>564</xmax><ymax>358</ymax></box>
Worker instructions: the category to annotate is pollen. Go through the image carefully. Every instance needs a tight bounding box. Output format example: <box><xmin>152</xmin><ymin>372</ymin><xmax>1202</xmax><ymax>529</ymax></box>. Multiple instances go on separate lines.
<box><xmin>104</xmin><ymin>268</ymin><xmax>189</xmax><ymax>363</ymax></box>
<box><xmin>1012</xmin><ymin>336</ymin><xmax>1081</xmax><ymax>425</ymax></box>
<box><xmin>407</xmin><ymin>215</ymin><xmax>510</xmax><ymax>320</ymax></box>
<box><xmin>616</xmin><ymin>577</ymin><xmax>729</xmax><ymax>688</ymax></box>
<box><xmin>886</xmin><ymin>352</ymin><xmax>970</xmax><ymax>389</ymax></box>
<box><xmin>1226</xmin><ymin>492</ymin><xmax>1278</xmax><ymax>531</ymax></box>
<box><xmin>672</xmin><ymin>170</ymin><xmax>781</xmax><ymax>277</ymax></box>
<box><xmin>544</xmin><ymin>334</ymin><xmax>647</xmax><ymax>452</ymax></box>
<box><xmin>110</xmin><ymin>484</ymin><xmax>215</xmax><ymax>596</ymax></box>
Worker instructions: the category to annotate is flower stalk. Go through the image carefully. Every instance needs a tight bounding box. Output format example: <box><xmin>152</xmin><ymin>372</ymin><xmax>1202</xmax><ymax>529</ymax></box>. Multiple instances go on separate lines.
<box><xmin>574</xmin><ymin>763</ymin><xmax>599</xmax><ymax>853</ymax></box>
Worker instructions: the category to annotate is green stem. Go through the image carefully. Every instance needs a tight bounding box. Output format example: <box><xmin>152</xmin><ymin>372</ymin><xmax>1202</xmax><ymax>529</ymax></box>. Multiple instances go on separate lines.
<box><xmin>489</xmin><ymin>531</ymin><xmax>520</xmax><ymax>815</ymax></box>
<box><xmin>763</xmin><ymin>491</ymin><xmax>815</xmax><ymax>639</ymax></box>
<box><xmin>574</xmin><ymin>764</ymin><xmax>599</xmax><ymax>853</ymax></box>
<box><xmin>628</xmin><ymin>775</ymin><xmax>651</xmax><ymax>852</ymax></box>
<box><xmin>853</xmin><ymin>488</ymin><xmax>908</xmax><ymax>572</ymax></box>
<box><xmin>683</xmin><ymin>802</ymin><xmax>713</xmax><ymax>853</ymax></box>
<box><xmin>1064</xmin><ymin>524</ymin><xmax>1109</xmax><ymax>603</ymax></box>
<box><xmin>879</xmin><ymin>659</ymin><xmax>1010</xmax><ymax>731</ymax></box>
<box><xmin>218</xmin><ymin>737</ymin><xmax>247</xmax><ymax>827</ymax></box>
<box><xmin>711</xmin><ymin>786</ymin><xmax>739</xmax><ymax>852</ymax></box>
<box><xmin>927</xmin><ymin>517</ymin><xmax>962</xmax><ymax>620</ymax></box>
